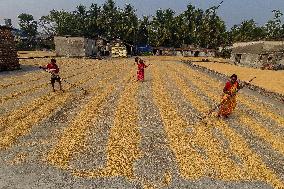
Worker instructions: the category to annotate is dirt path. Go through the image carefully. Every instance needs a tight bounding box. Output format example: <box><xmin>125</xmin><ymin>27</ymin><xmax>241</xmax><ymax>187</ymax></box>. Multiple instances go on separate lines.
<box><xmin>0</xmin><ymin>58</ymin><xmax>283</xmax><ymax>189</ymax></box>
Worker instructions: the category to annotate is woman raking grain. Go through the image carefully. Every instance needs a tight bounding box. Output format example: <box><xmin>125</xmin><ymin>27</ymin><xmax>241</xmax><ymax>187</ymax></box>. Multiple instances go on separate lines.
<box><xmin>137</xmin><ymin>59</ymin><xmax>150</xmax><ymax>82</ymax></box>
<box><xmin>218</xmin><ymin>74</ymin><xmax>243</xmax><ymax>118</ymax></box>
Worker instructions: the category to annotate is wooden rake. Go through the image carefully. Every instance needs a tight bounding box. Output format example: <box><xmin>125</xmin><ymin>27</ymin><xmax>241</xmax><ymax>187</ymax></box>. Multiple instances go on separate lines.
<box><xmin>40</xmin><ymin>67</ymin><xmax>88</xmax><ymax>95</ymax></box>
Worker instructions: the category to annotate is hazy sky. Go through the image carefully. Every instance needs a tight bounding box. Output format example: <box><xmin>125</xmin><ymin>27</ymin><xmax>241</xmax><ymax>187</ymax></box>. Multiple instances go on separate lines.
<box><xmin>0</xmin><ymin>0</ymin><xmax>283</xmax><ymax>29</ymax></box>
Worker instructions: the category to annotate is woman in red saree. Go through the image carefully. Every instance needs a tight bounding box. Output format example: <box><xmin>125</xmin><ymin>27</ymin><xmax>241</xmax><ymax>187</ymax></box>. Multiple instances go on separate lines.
<box><xmin>218</xmin><ymin>74</ymin><xmax>243</xmax><ymax>118</ymax></box>
<box><xmin>137</xmin><ymin>59</ymin><xmax>150</xmax><ymax>82</ymax></box>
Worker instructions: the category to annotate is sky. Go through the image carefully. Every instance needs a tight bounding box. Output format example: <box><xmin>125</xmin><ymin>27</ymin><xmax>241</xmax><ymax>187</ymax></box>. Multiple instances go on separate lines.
<box><xmin>0</xmin><ymin>0</ymin><xmax>283</xmax><ymax>29</ymax></box>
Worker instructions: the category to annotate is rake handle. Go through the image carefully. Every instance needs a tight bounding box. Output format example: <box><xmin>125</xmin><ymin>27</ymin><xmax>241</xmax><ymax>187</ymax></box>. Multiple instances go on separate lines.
<box><xmin>40</xmin><ymin>67</ymin><xmax>87</xmax><ymax>93</ymax></box>
<box><xmin>61</xmin><ymin>79</ymin><xmax>87</xmax><ymax>93</ymax></box>
<box><xmin>202</xmin><ymin>76</ymin><xmax>257</xmax><ymax>120</ymax></box>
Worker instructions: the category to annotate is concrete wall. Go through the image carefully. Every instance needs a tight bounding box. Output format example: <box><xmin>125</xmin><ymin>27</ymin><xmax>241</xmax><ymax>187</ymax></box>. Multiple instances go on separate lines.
<box><xmin>231</xmin><ymin>53</ymin><xmax>261</xmax><ymax>68</ymax></box>
<box><xmin>231</xmin><ymin>53</ymin><xmax>284</xmax><ymax>68</ymax></box>
<box><xmin>199</xmin><ymin>52</ymin><xmax>207</xmax><ymax>57</ymax></box>
<box><xmin>233</xmin><ymin>41</ymin><xmax>263</xmax><ymax>48</ymax></box>
<box><xmin>54</xmin><ymin>37</ymin><xmax>96</xmax><ymax>57</ymax></box>
<box><xmin>207</xmin><ymin>51</ymin><xmax>216</xmax><ymax>57</ymax></box>
<box><xmin>182</xmin><ymin>50</ymin><xmax>215</xmax><ymax>57</ymax></box>
<box><xmin>183</xmin><ymin>51</ymin><xmax>194</xmax><ymax>57</ymax></box>
<box><xmin>238</xmin><ymin>54</ymin><xmax>259</xmax><ymax>68</ymax></box>
<box><xmin>84</xmin><ymin>38</ymin><xmax>96</xmax><ymax>56</ymax></box>
<box><xmin>154</xmin><ymin>49</ymin><xmax>215</xmax><ymax>57</ymax></box>
<box><xmin>162</xmin><ymin>50</ymin><xmax>176</xmax><ymax>56</ymax></box>
<box><xmin>233</xmin><ymin>41</ymin><xmax>284</xmax><ymax>49</ymax></box>
<box><xmin>263</xmin><ymin>42</ymin><xmax>284</xmax><ymax>52</ymax></box>
<box><xmin>176</xmin><ymin>51</ymin><xmax>183</xmax><ymax>56</ymax></box>
<box><xmin>231</xmin><ymin>40</ymin><xmax>284</xmax><ymax>68</ymax></box>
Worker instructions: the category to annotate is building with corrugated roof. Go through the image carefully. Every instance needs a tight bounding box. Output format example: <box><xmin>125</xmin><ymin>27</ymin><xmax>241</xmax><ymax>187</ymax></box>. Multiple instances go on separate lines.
<box><xmin>231</xmin><ymin>41</ymin><xmax>284</xmax><ymax>69</ymax></box>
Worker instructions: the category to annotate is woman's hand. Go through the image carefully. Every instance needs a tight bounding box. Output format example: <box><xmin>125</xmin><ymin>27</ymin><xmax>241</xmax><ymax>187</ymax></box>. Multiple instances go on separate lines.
<box><xmin>224</xmin><ymin>91</ymin><xmax>231</xmax><ymax>95</ymax></box>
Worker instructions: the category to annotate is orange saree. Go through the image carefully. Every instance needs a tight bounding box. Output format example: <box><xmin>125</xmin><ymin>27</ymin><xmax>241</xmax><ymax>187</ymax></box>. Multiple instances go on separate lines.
<box><xmin>218</xmin><ymin>81</ymin><xmax>239</xmax><ymax>117</ymax></box>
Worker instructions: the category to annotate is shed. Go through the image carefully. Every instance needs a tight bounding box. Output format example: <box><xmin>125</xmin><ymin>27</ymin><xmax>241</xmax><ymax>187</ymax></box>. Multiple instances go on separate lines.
<box><xmin>54</xmin><ymin>36</ymin><xmax>96</xmax><ymax>57</ymax></box>
<box><xmin>231</xmin><ymin>41</ymin><xmax>284</xmax><ymax>69</ymax></box>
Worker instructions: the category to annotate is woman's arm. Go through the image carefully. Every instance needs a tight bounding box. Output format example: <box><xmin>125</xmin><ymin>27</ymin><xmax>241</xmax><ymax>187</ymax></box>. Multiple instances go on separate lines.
<box><xmin>223</xmin><ymin>88</ymin><xmax>231</xmax><ymax>95</ymax></box>
<box><xmin>39</xmin><ymin>65</ymin><xmax>47</xmax><ymax>69</ymax></box>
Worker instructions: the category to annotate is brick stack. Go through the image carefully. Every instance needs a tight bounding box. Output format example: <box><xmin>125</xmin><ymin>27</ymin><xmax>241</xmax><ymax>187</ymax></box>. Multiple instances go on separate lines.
<box><xmin>0</xmin><ymin>26</ymin><xmax>20</xmax><ymax>71</ymax></box>
<box><xmin>111</xmin><ymin>41</ymin><xmax>127</xmax><ymax>58</ymax></box>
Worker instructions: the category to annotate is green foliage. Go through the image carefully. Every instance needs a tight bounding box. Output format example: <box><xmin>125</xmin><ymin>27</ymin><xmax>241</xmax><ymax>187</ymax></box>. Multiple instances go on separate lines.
<box><xmin>39</xmin><ymin>10</ymin><xmax>79</xmax><ymax>36</ymax></box>
<box><xmin>265</xmin><ymin>10</ymin><xmax>284</xmax><ymax>40</ymax></box>
<box><xmin>18</xmin><ymin>1</ymin><xmax>284</xmax><ymax>50</ymax></box>
<box><xmin>37</xmin><ymin>1</ymin><xmax>230</xmax><ymax>49</ymax></box>
<box><xmin>18</xmin><ymin>13</ymin><xmax>38</xmax><ymax>49</ymax></box>
<box><xmin>141</xmin><ymin>51</ymin><xmax>153</xmax><ymax>56</ymax></box>
<box><xmin>231</xmin><ymin>19</ymin><xmax>266</xmax><ymax>42</ymax></box>
<box><xmin>18</xmin><ymin>13</ymin><xmax>38</xmax><ymax>37</ymax></box>
<box><xmin>231</xmin><ymin>10</ymin><xmax>284</xmax><ymax>42</ymax></box>
<box><xmin>136</xmin><ymin>16</ymin><xmax>150</xmax><ymax>45</ymax></box>
<box><xmin>148</xmin><ymin>9</ymin><xmax>177</xmax><ymax>47</ymax></box>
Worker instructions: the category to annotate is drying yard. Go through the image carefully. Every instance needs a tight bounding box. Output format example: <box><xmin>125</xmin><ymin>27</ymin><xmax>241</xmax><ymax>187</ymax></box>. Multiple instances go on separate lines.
<box><xmin>0</xmin><ymin>54</ymin><xmax>283</xmax><ymax>189</ymax></box>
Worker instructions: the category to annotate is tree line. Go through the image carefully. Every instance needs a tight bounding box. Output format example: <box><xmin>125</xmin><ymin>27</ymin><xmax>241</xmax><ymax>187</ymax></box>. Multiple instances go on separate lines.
<box><xmin>17</xmin><ymin>0</ymin><xmax>284</xmax><ymax>50</ymax></box>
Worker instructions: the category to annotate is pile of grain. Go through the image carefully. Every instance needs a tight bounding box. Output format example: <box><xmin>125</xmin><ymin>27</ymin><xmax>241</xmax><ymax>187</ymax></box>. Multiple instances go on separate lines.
<box><xmin>0</xmin><ymin>26</ymin><xmax>20</xmax><ymax>71</ymax></box>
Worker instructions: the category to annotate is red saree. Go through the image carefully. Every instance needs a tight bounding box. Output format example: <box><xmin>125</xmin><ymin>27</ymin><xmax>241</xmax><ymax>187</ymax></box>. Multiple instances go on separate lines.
<box><xmin>218</xmin><ymin>81</ymin><xmax>239</xmax><ymax>117</ymax></box>
<box><xmin>137</xmin><ymin>62</ymin><xmax>148</xmax><ymax>81</ymax></box>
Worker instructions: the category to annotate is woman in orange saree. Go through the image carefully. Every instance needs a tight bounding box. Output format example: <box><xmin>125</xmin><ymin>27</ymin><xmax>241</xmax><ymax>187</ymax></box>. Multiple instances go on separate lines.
<box><xmin>218</xmin><ymin>74</ymin><xmax>242</xmax><ymax>118</ymax></box>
